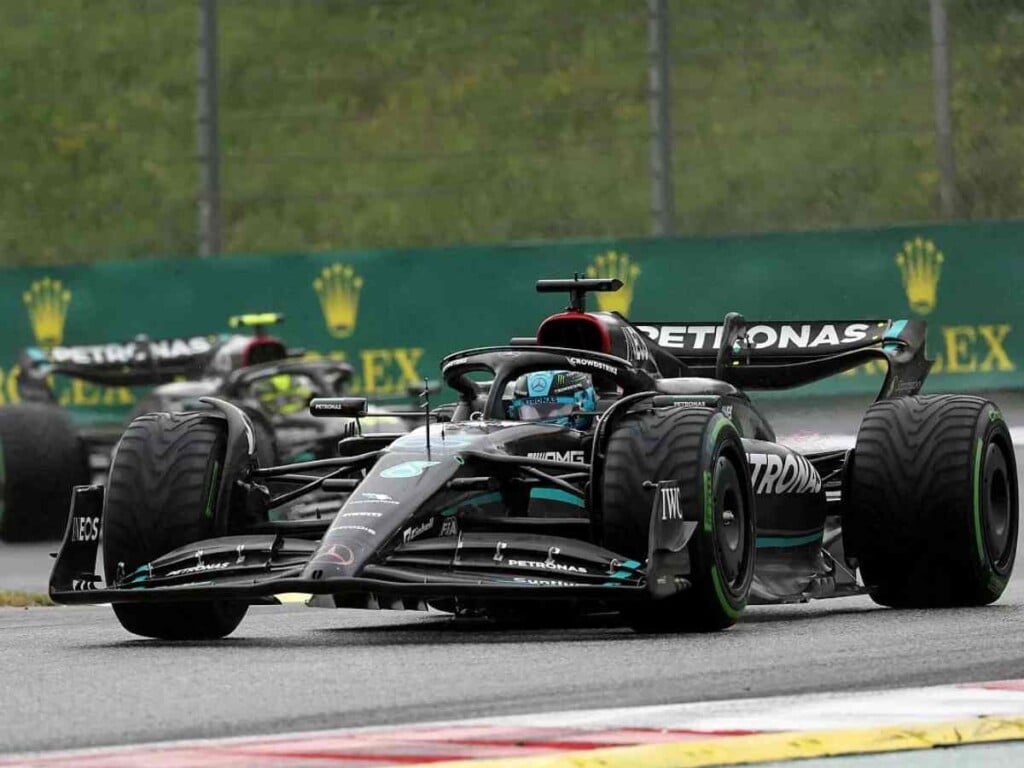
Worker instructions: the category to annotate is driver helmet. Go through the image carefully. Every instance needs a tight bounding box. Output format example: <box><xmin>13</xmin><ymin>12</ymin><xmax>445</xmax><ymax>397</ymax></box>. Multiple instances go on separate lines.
<box><xmin>505</xmin><ymin>370</ymin><xmax>597</xmax><ymax>429</ymax></box>
<box><xmin>252</xmin><ymin>373</ymin><xmax>314</xmax><ymax>415</ymax></box>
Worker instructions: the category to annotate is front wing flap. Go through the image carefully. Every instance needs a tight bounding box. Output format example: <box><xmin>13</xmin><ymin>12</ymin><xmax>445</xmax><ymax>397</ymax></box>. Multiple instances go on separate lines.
<box><xmin>49</xmin><ymin>488</ymin><xmax>651</xmax><ymax>606</ymax></box>
<box><xmin>51</xmin><ymin>481</ymin><xmax>696</xmax><ymax>607</ymax></box>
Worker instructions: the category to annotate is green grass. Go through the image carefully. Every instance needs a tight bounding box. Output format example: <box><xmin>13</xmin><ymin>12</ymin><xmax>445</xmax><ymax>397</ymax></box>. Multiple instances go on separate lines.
<box><xmin>0</xmin><ymin>591</ymin><xmax>54</xmax><ymax>608</ymax></box>
<box><xmin>1</xmin><ymin>0</ymin><xmax>1022</xmax><ymax>267</ymax></box>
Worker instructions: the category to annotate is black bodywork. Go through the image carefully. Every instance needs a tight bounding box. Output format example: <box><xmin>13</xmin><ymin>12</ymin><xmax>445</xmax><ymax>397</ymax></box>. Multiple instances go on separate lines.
<box><xmin>50</xmin><ymin>279</ymin><xmax>933</xmax><ymax>612</ymax></box>
<box><xmin>14</xmin><ymin>322</ymin><xmax>358</xmax><ymax>474</ymax></box>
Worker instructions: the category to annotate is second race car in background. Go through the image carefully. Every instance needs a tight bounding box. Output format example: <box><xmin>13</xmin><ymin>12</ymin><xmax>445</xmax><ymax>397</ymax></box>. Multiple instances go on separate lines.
<box><xmin>0</xmin><ymin>313</ymin><xmax>379</xmax><ymax>541</ymax></box>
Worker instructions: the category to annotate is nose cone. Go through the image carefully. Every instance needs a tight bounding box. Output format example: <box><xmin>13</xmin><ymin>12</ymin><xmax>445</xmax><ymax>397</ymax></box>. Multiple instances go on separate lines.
<box><xmin>301</xmin><ymin>452</ymin><xmax>461</xmax><ymax>580</ymax></box>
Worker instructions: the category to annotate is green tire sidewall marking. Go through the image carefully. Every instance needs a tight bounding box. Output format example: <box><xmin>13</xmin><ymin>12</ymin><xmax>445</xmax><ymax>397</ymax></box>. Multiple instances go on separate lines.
<box><xmin>702</xmin><ymin>469</ymin><xmax>713</xmax><ymax>533</ymax></box>
<box><xmin>711</xmin><ymin>565</ymin><xmax>740</xmax><ymax>618</ymax></box>
<box><xmin>706</xmin><ymin>414</ymin><xmax>734</xmax><ymax>449</ymax></box>
<box><xmin>972</xmin><ymin>437</ymin><xmax>986</xmax><ymax>565</ymax></box>
<box><xmin>204</xmin><ymin>459</ymin><xmax>222</xmax><ymax>520</ymax></box>
<box><xmin>703</xmin><ymin>415</ymin><xmax>734</xmax><ymax>534</ymax></box>
<box><xmin>705</xmin><ymin>415</ymin><xmax>744</xmax><ymax>617</ymax></box>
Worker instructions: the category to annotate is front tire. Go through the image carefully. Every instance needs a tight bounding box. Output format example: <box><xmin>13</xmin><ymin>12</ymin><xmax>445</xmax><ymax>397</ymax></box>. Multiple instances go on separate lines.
<box><xmin>103</xmin><ymin>412</ymin><xmax>247</xmax><ymax>639</ymax></box>
<box><xmin>846</xmin><ymin>395</ymin><xmax>1018</xmax><ymax>607</ymax></box>
<box><xmin>600</xmin><ymin>407</ymin><xmax>755</xmax><ymax>632</ymax></box>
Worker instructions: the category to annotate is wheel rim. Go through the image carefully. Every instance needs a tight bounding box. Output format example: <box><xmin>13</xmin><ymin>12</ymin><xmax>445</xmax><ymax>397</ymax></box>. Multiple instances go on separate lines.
<box><xmin>982</xmin><ymin>441</ymin><xmax>1014</xmax><ymax>569</ymax></box>
<box><xmin>713</xmin><ymin>455</ymin><xmax>747</xmax><ymax>587</ymax></box>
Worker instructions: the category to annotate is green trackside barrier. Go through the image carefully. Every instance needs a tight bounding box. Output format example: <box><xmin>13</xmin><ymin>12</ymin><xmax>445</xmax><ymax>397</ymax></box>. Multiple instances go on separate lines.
<box><xmin>0</xmin><ymin>220</ymin><xmax>1021</xmax><ymax>420</ymax></box>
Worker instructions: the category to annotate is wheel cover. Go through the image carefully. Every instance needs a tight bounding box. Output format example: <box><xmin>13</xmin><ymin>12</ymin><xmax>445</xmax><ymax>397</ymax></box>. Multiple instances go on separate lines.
<box><xmin>713</xmin><ymin>455</ymin><xmax>748</xmax><ymax>587</ymax></box>
<box><xmin>982</xmin><ymin>441</ymin><xmax>1014</xmax><ymax>570</ymax></box>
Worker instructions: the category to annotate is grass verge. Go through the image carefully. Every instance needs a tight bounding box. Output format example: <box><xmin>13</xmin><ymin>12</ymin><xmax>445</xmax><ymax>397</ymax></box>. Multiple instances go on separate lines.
<box><xmin>0</xmin><ymin>591</ymin><xmax>54</xmax><ymax>607</ymax></box>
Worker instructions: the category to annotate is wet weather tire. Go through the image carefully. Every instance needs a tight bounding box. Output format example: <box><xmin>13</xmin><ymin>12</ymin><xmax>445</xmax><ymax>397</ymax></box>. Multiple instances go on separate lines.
<box><xmin>600</xmin><ymin>407</ymin><xmax>755</xmax><ymax>632</ymax></box>
<box><xmin>0</xmin><ymin>404</ymin><xmax>89</xmax><ymax>542</ymax></box>
<box><xmin>103</xmin><ymin>412</ymin><xmax>247</xmax><ymax>639</ymax></box>
<box><xmin>847</xmin><ymin>395</ymin><xmax>1018</xmax><ymax>607</ymax></box>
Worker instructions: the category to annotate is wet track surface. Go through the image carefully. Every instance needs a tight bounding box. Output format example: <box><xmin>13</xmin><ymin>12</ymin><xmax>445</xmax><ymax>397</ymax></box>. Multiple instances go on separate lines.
<box><xmin>4</xmin><ymin>584</ymin><xmax>1024</xmax><ymax>755</ymax></box>
<box><xmin>2</xmin><ymin>393</ymin><xmax>1024</xmax><ymax>756</ymax></box>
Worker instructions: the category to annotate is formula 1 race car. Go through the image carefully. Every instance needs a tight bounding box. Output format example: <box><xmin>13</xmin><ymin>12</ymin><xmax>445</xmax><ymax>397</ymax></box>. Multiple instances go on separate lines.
<box><xmin>0</xmin><ymin>314</ymin><xmax>357</xmax><ymax>540</ymax></box>
<box><xmin>50</xmin><ymin>278</ymin><xmax>1018</xmax><ymax>639</ymax></box>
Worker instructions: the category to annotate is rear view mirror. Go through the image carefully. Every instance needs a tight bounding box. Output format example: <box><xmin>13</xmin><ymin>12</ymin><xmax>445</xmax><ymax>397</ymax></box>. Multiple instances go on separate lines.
<box><xmin>309</xmin><ymin>397</ymin><xmax>367</xmax><ymax>418</ymax></box>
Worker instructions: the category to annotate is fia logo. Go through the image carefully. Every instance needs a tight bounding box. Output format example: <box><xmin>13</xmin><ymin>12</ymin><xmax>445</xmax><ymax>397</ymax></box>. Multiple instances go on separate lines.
<box><xmin>660</xmin><ymin>486</ymin><xmax>683</xmax><ymax>521</ymax></box>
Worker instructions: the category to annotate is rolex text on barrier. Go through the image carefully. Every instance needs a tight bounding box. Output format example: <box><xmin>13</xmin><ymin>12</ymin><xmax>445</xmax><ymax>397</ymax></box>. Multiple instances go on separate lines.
<box><xmin>0</xmin><ymin>221</ymin><xmax>1021</xmax><ymax>419</ymax></box>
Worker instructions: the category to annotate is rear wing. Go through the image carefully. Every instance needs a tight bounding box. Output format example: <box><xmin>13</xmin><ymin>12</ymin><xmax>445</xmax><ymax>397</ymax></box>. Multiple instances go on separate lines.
<box><xmin>635</xmin><ymin>316</ymin><xmax>932</xmax><ymax>397</ymax></box>
<box><xmin>19</xmin><ymin>334</ymin><xmax>219</xmax><ymax>388</ymax></box>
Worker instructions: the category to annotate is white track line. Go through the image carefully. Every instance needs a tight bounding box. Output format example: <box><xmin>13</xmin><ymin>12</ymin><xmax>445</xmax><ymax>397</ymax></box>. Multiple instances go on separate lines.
<box><xmin>4</xmin><ymin>680</ymin><xmax>1024</xmax><ymax>766</ymax></box>
<box><xmin>456</xmin><ymin>680</ymin><xmax>1024</xmax><ymax>733</ymax></box>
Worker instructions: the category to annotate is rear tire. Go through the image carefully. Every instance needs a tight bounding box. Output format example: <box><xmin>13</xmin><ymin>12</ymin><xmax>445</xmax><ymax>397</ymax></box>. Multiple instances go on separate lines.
<box><xmin>103</xmin><ymin>412</ymin><xmax>247</xmax><ymax>639</ymax></box>
<box><xmin>846</xmin><ymin>395</ymin><xmax>1018</xmax><ymax>607</ymax></box>
<box><xmin>0</xmin><ymin>404</ymin><xmax>89</xmax><ymax>541</ymax></box>
<box><xmin>600</xmin><ymin>407</ymin><xmax>755</xmax><ymax>632</ymax></box>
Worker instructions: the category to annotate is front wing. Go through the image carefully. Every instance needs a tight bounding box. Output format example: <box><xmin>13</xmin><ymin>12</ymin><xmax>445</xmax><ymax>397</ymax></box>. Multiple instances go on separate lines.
<box><xmin>49</xmin><ymin>483</ymin><xmax>695</xmax><ymax>608</ymax></box>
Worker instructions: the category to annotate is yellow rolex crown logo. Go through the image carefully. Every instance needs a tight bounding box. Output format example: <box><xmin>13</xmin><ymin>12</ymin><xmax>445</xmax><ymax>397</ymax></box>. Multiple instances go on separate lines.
<box><xmin>23</xmin><ymin>276</ymin><xmax>72</xmax><ymax>347</ymax></box>
<box><xmin>895</xmin><ymin>237</ymin><xmax>943</xmax><ymax>315</ymax></box>
<box><xmin>313</xmin><ymin>263</ymin><xmax>363</xmax><ymax>338</ymax></box>
<box><xmin>585</xmin><ymin>251</ymin><xmax>640</xmax><ymax>315</ymax></box>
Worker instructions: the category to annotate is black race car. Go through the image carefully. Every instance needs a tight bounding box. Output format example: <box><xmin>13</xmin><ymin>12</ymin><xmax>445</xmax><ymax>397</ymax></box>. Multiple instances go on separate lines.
<box><xmin>50</xmin><ymin>279</ymin><xmax>1018</xmax><ymax>639</ymax></box>
<box><xmin>0</xmin><ymin>314</ymin><xmax>357</xmax><ymax>540</ymax></box>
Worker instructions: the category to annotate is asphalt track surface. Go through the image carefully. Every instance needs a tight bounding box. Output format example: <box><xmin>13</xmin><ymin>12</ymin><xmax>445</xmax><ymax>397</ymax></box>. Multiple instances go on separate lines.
<box><xmin>2</xmin><ymin>393</ymin><xmax>1024</xmax><ymax>757</ymax></box>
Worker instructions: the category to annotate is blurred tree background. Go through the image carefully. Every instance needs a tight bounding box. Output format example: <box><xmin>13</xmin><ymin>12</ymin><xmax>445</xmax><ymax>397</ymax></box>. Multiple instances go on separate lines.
<box><xmin>1</xmin><ymin>0</ymin><xmax>1022</xmax><ymax>266</ymax></box>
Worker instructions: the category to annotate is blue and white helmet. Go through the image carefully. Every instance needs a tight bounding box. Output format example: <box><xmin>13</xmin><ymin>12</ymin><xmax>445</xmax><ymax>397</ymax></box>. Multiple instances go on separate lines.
<box><xmin>505</xmin><ymin>370</ymin><xmax>597</xmax><ymax>429</ymax></box>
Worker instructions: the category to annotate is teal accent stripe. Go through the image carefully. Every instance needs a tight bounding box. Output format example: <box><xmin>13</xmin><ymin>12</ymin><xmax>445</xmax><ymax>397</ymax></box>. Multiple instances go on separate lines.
<box><xmin>529</xmin><ymin>487</ymin><xmax>585</xmax><ymax>507</ymax></box>
<box><xmin>437</xmin><ymin>487</ymin><xmax>585</xmax><ymax>518</ymax></box>
<box><xmin>885</xmin><ymin>319</ymin><xmax>908</xmax><ymax>340</ymax></box>
<box><xmin>883</xmin><ymin>319</ymin><xmax>909</xmax><ymax>351</ymax></box>
<box><xmin>439</xmin><ymin>491</ymin><xmax>503</xmax><ymax>516</ymax></box>
<box><xmin>756</xmin><ymin>531</ymin><xmax>823</xmax><ymax>548</ymax></box>
<box><xmin>606</xmin><ymin>560</ymin><xmax>642</xmax><ymax>581</ymax></box>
